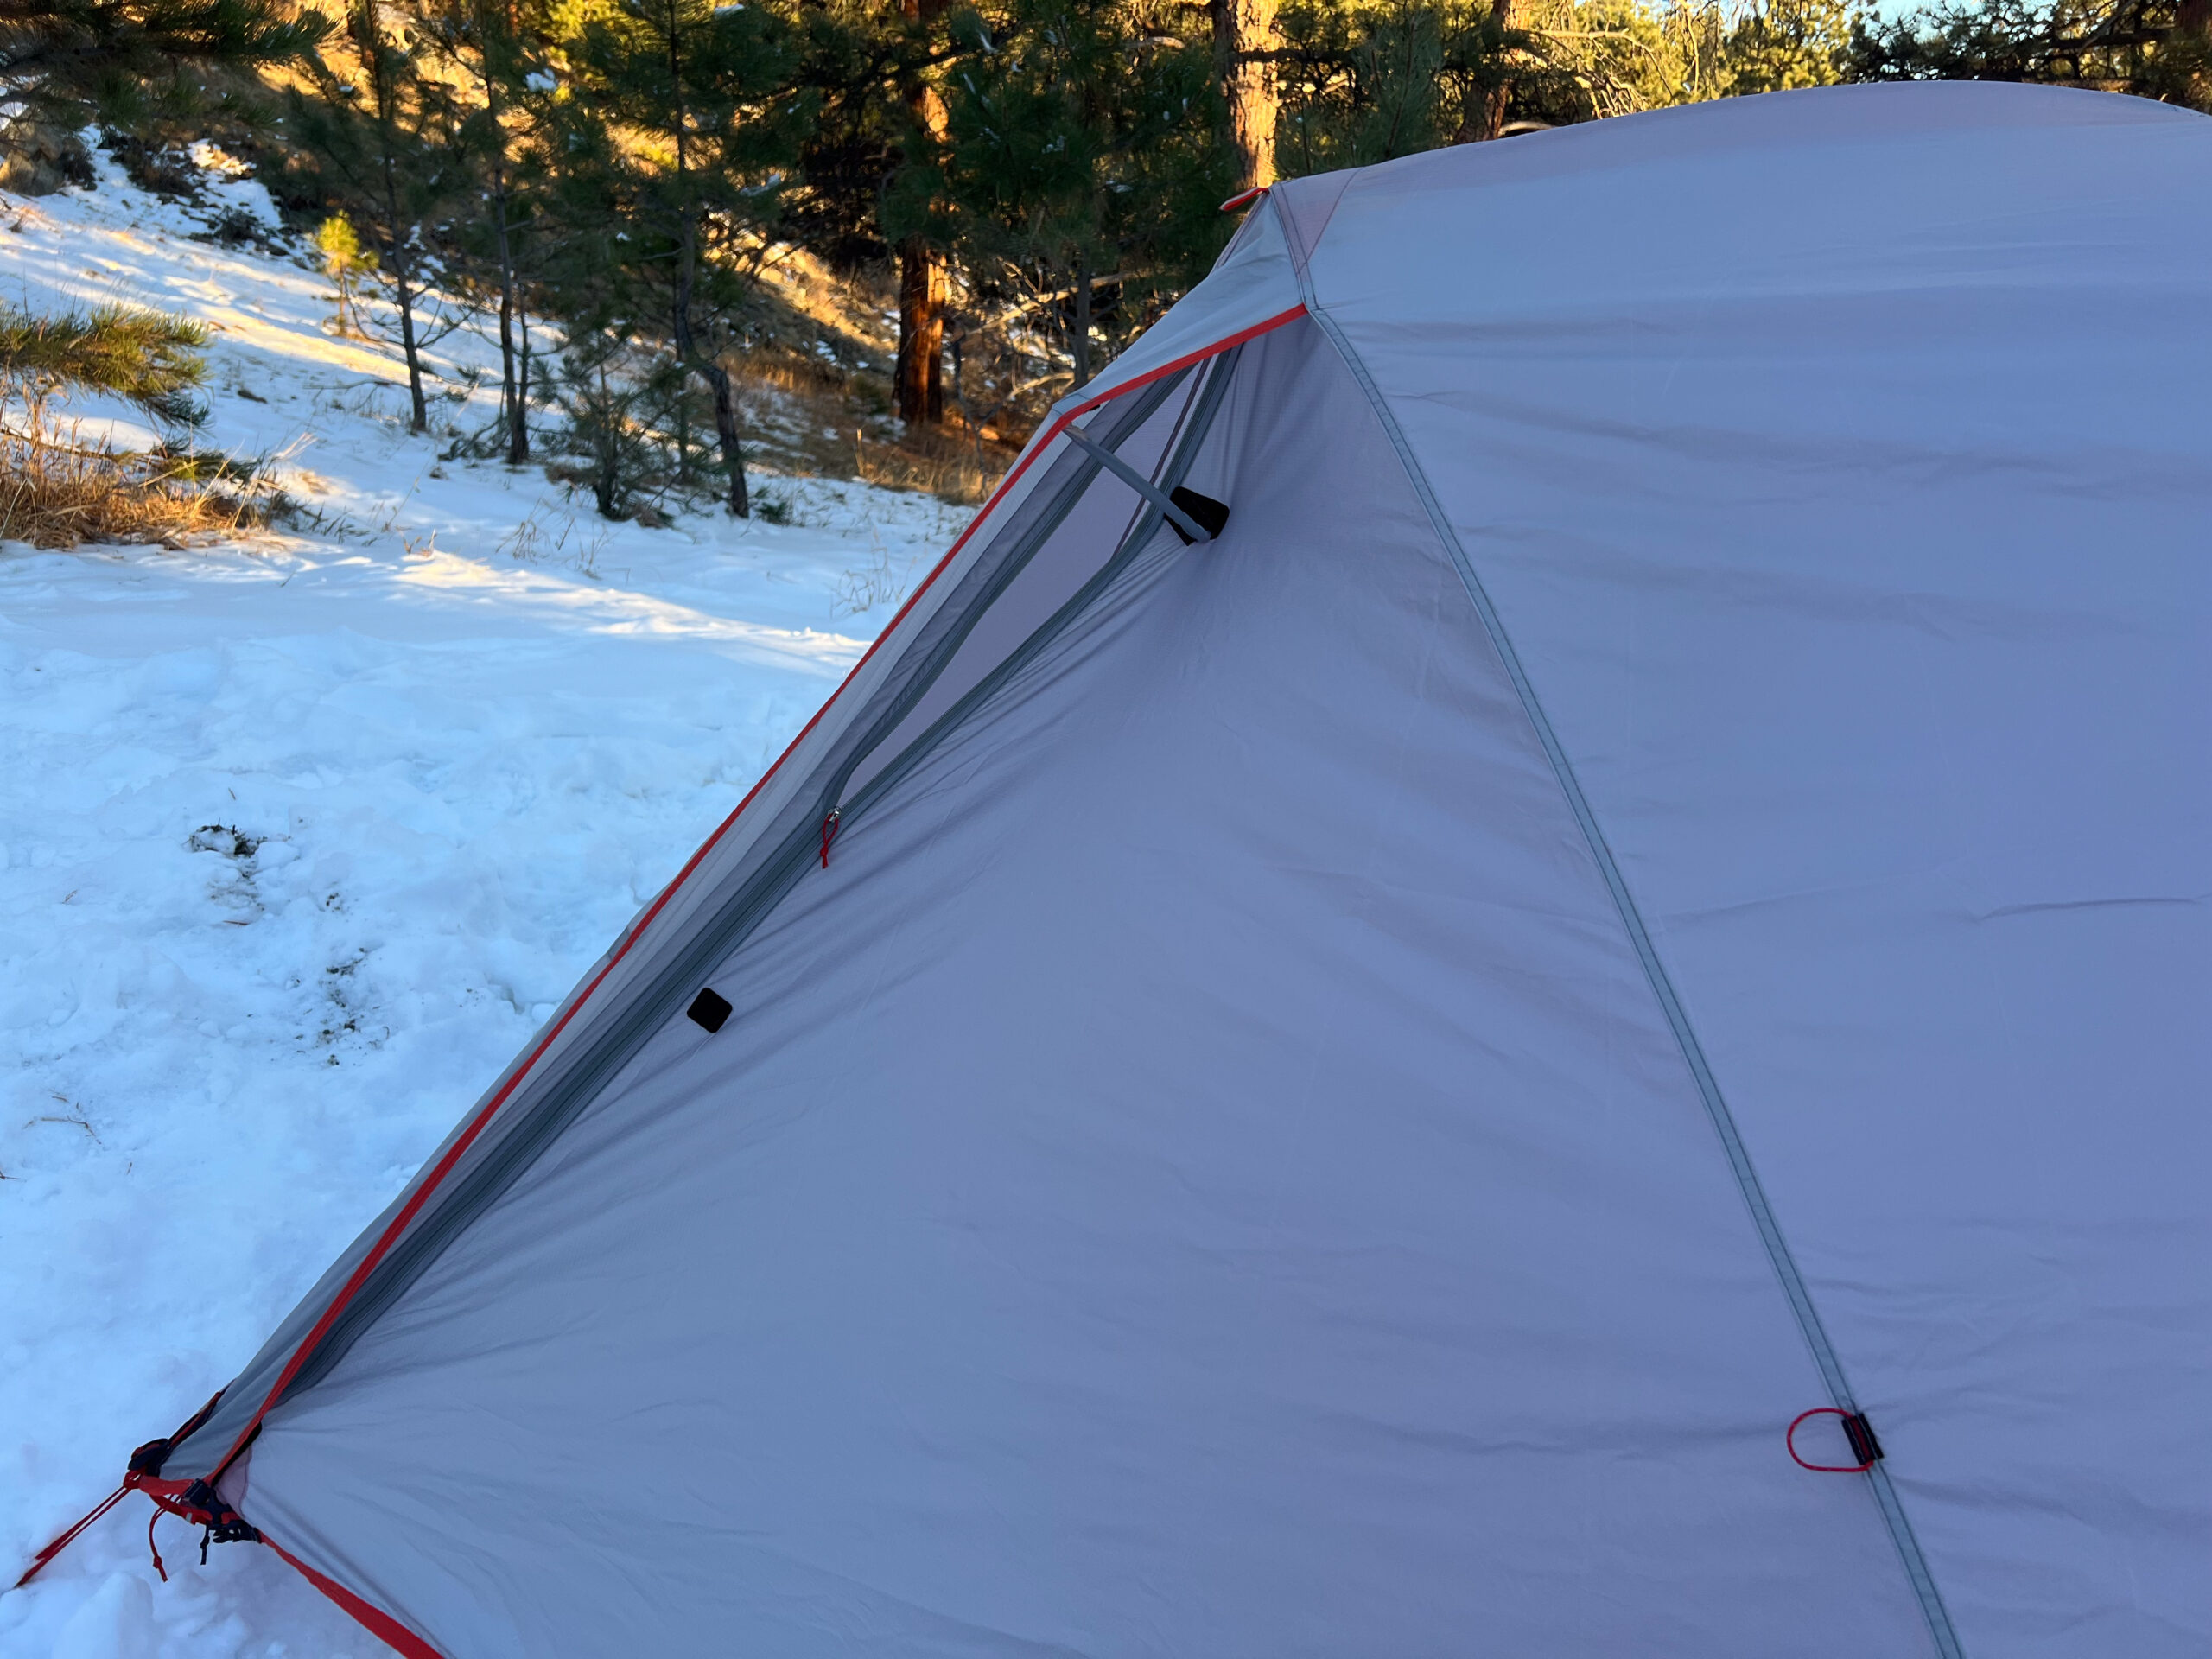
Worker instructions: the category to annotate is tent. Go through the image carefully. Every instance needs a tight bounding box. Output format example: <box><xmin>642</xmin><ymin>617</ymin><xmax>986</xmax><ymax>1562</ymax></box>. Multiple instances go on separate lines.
<box><xmin>37</xmin><ymin>81</ymin><xmax>2212</xmax><ymax>1656</ymax></box>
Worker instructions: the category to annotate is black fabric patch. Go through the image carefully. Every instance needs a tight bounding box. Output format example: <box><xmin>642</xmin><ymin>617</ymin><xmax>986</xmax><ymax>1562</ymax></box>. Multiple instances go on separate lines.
<box><xmin>686</xmin><ymin>988</ymin><xmax>733</xmax><ymax>1033</ymax></box>
<box><xmin>1169</xmin><ymin>486</ymin><xmax>1230</xmax><ymax>544</ymax></box>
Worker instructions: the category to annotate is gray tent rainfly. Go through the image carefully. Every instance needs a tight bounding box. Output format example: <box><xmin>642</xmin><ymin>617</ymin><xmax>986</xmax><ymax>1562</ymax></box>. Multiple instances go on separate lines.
<box><xmin>24</xmin><ymin>80</ymin><xmax>2212</xmax><ymax>1657</ymax></box>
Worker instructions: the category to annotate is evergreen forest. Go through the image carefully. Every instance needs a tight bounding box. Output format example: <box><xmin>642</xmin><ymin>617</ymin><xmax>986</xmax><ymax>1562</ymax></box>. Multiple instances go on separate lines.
<box><xmin>3</xmin><ymin>0</ymin><xmax>2209</xmax><ymax>517</ymax></box>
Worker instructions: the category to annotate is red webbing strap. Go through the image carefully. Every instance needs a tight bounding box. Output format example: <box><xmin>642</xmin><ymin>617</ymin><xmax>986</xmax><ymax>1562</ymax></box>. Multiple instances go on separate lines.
<box><xmin>262</xmin><ymin>1535</ymin><xmax>449</xmax><ymax>1659</ymax></box>
<box><xmin>19</xmin><ymin>1483</ymin><xmax>444</xmax><ymax>1656</ymax></box>
<box><xmin>195</xmin><ymin>302</ymin><xmax>1313</xmax><ymax>1482</ymax></box>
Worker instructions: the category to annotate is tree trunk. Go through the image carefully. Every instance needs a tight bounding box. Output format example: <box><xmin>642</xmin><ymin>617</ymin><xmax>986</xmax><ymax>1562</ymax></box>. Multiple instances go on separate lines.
<box><xmin>1209</xmin><ymin>0</ymin><xmax>1278</xmax><ymax>194</ymax></box>
<box><xmin>380</xmin><ymin>164</ymin><xmax>429</xmax><ymax>433</ymax></box>
<box><xmin>1467</xmin><ymin>0</ymin><xmax>1516</xmax><ymax>143</ymax></box>
<box><xmin>1071</xmin><ymin>248</ymin><xmax>1092</xmax><ymax>390</ymax></box>
<box><xmin>895</xmin><ymin>234</ymin><xmax>944</xmax><ymax>425</ymax></box>
<box><xmin>491</xmin><ymin>177</ymin><xmax>526</xmax><ymax>463</ymax></box>
<box><xmin>365</xmin><ymin>0</ymin><xmax>429</xmax><ymax>433</ymax></box>
<box><xmin>388</xmin><ymin>246</ymin><xmax>429</xmax><ymax>435</ymax></box>
<box><xmin>702</xmin><ymin>359</ymin><xmax>749</xmax><ymax>518</ymax></box>
<box><xmin>664</xmin><ymin>3</ymin><xmax>748</xmax><ymax>516</ymax></box>
<box><xmin>894</xmin><ymin>0</ymin><xmax>950</xmax><ymax>427</ymax></box>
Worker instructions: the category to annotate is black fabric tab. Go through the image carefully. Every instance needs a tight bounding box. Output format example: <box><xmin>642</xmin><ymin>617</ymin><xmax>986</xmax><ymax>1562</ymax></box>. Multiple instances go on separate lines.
<box><xmin>686</xmin><ymin>988</ymin><xmax>732</xmax><ymax>1033</ymax></box>
<box><xmin>1841</xmin><ymin>1411</ymin><xmax>1884</xmax><ymax>1466</ymax></box>
<box><xmin>1168</xmin><ymin>487</ymin><xmax>1230</xmax><ymax>544</ymax></box>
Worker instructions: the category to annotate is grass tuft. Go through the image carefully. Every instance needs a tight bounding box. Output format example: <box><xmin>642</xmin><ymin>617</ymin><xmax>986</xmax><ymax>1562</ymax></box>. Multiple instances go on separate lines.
<box><xmin>0</xmin><ymin>424</ymin><xmax>287</xmax><ymax>549</ymax></box>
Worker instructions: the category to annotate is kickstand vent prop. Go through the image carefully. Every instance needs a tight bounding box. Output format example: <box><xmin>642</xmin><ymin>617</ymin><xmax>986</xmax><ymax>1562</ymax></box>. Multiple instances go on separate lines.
<box><xmin>1166</xmin><ymin>487</ymin><xmax>1230</xmax><ymax>544</ymax></box>
<box><xmin>1060</xmin><ymin>422</ymin><xmax>1224</xmax><ymax>545</ymax></box>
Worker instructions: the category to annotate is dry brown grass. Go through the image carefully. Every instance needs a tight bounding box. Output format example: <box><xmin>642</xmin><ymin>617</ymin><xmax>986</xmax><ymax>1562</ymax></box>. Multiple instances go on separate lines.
<box><xmin>849</xmin><ymin>423</ymin><xmax>1009</xmax><ymax>507</ymax></box>
<box><xmin>0</xmin><ymin>425</ymin><xmax>285</xmax><ymax>549</ymax></box>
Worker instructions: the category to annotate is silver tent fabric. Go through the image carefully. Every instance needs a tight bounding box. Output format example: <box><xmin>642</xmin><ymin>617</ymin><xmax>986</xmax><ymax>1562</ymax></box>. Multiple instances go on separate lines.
<box><xmin>166</xmin><ymin>83</ymin><xmax>2207</xmax><ymax>1657</ymax></box>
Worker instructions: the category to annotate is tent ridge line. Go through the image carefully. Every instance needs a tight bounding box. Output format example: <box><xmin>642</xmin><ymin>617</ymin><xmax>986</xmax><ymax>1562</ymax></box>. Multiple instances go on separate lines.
<box><xmin>1289</xmin><ymin>285</ymin><xmax>1966</xmax><ymax>1657</ymax></box>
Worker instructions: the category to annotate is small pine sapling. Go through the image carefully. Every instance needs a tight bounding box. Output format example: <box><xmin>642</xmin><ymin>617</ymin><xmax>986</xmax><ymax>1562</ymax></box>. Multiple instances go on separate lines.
<box><xmin>312</xmin><ymin>215</ymin><xmax>379</xmax><ymax>339</ymax></box>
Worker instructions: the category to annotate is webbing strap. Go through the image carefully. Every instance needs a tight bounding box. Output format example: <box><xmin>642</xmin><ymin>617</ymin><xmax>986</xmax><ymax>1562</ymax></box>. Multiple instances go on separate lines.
<box><xmin>1290</xmin><ymin>261</ymin><xmax>1965</xmax><ymax>1658</ymax></box>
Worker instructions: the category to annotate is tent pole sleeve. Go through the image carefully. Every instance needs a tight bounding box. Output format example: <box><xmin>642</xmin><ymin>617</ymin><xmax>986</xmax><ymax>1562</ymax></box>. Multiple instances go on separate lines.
<box><xmin>1059</xmin><ymin>423</ymin><xmax>1213</xmax><ymax>543</ymax></box>
<box><xmin>1289</xmin><ymin>270</ymin><xmax>1967</xmax><ymax>1659</ymax></box>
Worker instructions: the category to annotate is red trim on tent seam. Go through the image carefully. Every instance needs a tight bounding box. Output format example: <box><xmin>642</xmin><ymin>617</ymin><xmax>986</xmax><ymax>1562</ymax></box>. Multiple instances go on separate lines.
<box><xmin>188</xmin><ymin>300</ymin><xmax>1311</xmax><ymax>1489</ymax></box>
<box><xmin>262</xmin><ymin>1534</ymin><xmax>449</xmax><ymax>1659</ymax></box>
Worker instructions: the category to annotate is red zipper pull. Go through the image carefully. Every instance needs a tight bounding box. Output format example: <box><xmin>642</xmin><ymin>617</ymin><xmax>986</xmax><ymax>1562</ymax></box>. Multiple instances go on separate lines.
<box><xmin>820</xmin><ymin>810</ymin><xmax>841</xmax><ymax>868</ymax></box>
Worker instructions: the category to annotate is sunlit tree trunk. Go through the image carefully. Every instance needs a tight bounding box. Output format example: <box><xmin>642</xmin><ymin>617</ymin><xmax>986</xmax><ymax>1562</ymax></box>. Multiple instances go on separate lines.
<box><xmin>895</xmin><ymin>232</ymin><xmax>944</xmax><ymax>425</ymax></box>
<box><xmin>1210</xmin><ymin>0</ymin><xmax>1277</xmax><ymax>193</ymax></box>
<box><xmin>895</xmin><ymin>0</ymin><xmax>949</xmax><ymax>426</ymax></box>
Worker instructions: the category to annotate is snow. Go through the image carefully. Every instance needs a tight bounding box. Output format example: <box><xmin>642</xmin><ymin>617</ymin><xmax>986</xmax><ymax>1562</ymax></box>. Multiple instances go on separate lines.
<box><xmin>0</xmin><ymin>147</ymin><xmax>971</xmax><ymax>1657</ymax></box>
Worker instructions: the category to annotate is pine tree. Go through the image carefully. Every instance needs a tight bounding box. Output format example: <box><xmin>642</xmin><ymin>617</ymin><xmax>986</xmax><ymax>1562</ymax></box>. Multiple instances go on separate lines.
<box><xmin>427</xmin><ymin>0</ymin><xmax>556</xmax><ymax>463</ymax></box>
<box><xmin>284</xmin><ymin>0</ymin><xmax>467</xmax><ymax>434</ymax></box>
<box><xmin>312</xmin><ymin>213</ymin><xmax>378</xmax><ymax>337</ymax></box>
<box><xmin>0</xmin><ymin>0</ymin><xmax>328</xmax><ymax>149</ymax></box>
<box><xmin>903</xmin><ymin>0</ymin><xmax>1232</xmax><ymax>392</ymax></box>
<box><xmin>1851</xmin><ymin>0</ymin><xmax>2208</xmax><ymax>108</ymax></box>
<box><xmin>560</xmin><ymin>0</ymin><xmax>806</xmax><ymax>515</ymax></box>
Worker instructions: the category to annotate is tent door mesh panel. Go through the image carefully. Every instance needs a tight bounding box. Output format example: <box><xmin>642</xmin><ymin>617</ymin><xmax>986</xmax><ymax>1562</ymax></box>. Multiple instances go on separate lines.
<box><xmin>268</xmin><ymin>359</ymin><xmax>1232</xmax><ymax>1414</ymax></box>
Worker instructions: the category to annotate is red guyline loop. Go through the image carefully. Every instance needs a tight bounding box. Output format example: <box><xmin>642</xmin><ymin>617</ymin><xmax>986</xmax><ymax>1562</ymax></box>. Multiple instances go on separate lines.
<box><xmin>172</xmin><ymin>301</ymin><xmax>1311</xmax><ymax>1509</ymax></box>
<box><xmin>1787</xmin><ymin>1406</ymin><xmax>1881</xmax><ymax>1473</ymax></box>
<box><xmin>146</xmin><ymin>1508</ymin><xmax>168</xmax><ymax>1583</ymax></box>
<box><xmin>1219</xmin><ymin>184</ymin><xmax>1268</xmax><ymax>213</ymax></box>
<box><xmin>820</xmin><ymin>809</ymin><xmax>841</xmax><ymax>868</ymax></box>
<box><xmin>13</xmin><ymin>1391</ymin><xmax>229</xmax><ymax>1588</ymax></box>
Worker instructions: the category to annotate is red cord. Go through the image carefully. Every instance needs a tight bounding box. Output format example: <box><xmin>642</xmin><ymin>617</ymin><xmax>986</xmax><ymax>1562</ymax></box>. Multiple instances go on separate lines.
<box><xmin>145</xmin><ymin>1508</ymin><xmax>168</xmax><ymax>1582</ymax></box>
<box><xmin>11</xmin><ymin>1483</ymin><xmax>128</xmax><ymax>1588</ymax></box>
<box><xmin>819</xmin><ymin>810</ymin><xmax>840</xmax><ymax>868</ymax></box>
<box><xmin>1787</xmin><ymin>1406</ymin><xmax>1878</xmax><ymax>1473</ymax></box>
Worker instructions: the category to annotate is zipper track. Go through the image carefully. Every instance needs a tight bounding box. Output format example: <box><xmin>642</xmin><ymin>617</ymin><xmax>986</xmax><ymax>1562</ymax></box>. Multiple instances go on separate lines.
<box><xmin>842</xmin><ymin>348</ymin><xmax>1242</xmax><ymax>823</ymax></box>
<box><xmin>274</xmin><ymin>369</ymin><xmax>1199</xmax><ymax>1408</ymax></box>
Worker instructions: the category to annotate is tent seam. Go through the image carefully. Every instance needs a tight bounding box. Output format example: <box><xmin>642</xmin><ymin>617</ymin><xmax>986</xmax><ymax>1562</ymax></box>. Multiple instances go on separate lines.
<box><xmin>1290</xmin><ymin>284</ymin><xmax>1966</xmax><ymax>1659</ymax></box>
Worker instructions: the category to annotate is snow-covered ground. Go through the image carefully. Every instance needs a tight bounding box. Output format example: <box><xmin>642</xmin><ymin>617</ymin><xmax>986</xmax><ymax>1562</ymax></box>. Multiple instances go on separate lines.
<box><xmin>0</xmin><ymin>149</ymin><xmax>969</xmax><ymax>1657</ymax></box>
